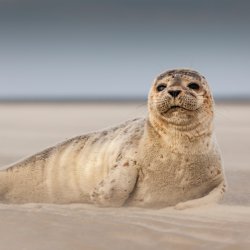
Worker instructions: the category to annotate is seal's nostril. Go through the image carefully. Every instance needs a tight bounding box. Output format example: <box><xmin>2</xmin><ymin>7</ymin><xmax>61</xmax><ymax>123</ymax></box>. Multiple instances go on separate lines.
<box><xmin>168</xmin><ymin>90</ymin><xmax>181</xmax><ymax>98</ymax></box>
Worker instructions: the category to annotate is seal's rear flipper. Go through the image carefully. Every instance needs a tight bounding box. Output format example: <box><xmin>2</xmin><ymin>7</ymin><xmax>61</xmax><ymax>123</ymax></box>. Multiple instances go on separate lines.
<box><xmin>0</xmin><ymin>170</ymin><xmax>9</xmax><ymax>201</ymax></box>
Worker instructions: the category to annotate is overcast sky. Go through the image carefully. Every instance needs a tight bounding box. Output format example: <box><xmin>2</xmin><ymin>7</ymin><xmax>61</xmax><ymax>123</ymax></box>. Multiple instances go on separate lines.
<box><xmin>0</xmin><ymin>0</ymin><xmax>249</xmax><ymax>99</ymax></box>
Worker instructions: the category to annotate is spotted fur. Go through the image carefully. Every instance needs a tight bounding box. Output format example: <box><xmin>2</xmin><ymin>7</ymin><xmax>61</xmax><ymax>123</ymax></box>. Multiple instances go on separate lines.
<box><xmin>0</xmin><ymin>69</ymin><xmax>226</xmax><ymax>208</ymax></box>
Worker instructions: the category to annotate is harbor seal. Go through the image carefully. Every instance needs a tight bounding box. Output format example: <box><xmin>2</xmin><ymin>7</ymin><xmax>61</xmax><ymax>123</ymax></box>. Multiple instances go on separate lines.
<box><xmin>0</xmin><ymin>69</ymin><xmax>226</xmax><ymax>209</ymax></box>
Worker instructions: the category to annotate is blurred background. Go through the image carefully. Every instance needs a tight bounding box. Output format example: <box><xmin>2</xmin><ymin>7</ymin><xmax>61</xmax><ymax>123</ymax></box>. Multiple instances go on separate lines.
<box><xmin>0</xmin><ymin>3</ymin><xmax>250</xmax><ymax>249</ymax></box>
<box><xmin>0</xmin><ymin>0</ymin><xmax>250</xmax><ymax>101</ymax></box>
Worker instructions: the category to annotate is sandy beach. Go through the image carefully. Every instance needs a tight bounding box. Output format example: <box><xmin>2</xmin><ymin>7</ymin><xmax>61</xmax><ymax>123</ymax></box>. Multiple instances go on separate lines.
<box><xmin>0</xmin><ymin>102</ymin><xmax>249</xmax><ymax>250</ymax></box>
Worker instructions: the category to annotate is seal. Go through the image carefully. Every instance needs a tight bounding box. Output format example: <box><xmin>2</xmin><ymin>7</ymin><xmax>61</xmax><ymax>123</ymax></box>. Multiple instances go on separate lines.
<box><xmin>0</xmin><ymin>69</ymin><xmax>227</xmax><ymax>209</ymax></box>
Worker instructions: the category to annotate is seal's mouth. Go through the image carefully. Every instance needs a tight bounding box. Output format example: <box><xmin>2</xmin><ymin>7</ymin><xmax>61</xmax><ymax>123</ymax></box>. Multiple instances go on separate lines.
<box><xmin>170</xmin><ymin>105</ymin><xmax>182</xmax><ymax>109</ymax></box>
<box><xmin>163</xmin><ymin>105</ymin><xmax>193</xmax><ymax>115</ymax></box>
<box><xmin>168</xmin><ymin>105</ymin><xmax>188</xmax><ymax>112</ymax></box>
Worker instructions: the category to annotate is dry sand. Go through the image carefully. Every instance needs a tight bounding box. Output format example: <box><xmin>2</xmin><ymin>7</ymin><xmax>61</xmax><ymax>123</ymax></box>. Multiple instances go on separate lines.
<box><xmin>0</xmin><ymin>102</ymin><xmax>249</xmax><ymax>250</ymax></box>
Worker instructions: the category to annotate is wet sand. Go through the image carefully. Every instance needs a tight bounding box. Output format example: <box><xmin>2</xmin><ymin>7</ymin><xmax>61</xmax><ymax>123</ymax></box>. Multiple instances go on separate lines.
<box><xmin>0</xmin><ymin>103</ymin><xmax>250</xmax><ymax>249</ymax></box>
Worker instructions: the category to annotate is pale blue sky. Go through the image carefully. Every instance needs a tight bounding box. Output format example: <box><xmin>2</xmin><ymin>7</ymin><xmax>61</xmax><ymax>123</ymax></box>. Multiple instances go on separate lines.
<box><xmin>0</xmin><ymin>0</ymin><xmax>249</xmax><ymax>99</ymax></box>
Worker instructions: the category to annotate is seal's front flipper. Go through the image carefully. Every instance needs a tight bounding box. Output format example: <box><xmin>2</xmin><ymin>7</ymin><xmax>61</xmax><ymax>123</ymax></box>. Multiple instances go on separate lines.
<box><xmin>90</xmin><ymin>162</ymin><xmax>138</xmax><ymax>207</ymax></box>
<box><xmin>175</xmin><ymin>181</ymin><xmax>227</xmax><ymax>210</ymax></box>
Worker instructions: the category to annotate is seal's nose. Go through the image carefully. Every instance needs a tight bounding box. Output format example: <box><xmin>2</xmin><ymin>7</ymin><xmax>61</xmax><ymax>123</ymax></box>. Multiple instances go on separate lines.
<box><xmin>168</xmin><ymin>90</ymin><xmax>181</xmax><ymax>98</ymax></box>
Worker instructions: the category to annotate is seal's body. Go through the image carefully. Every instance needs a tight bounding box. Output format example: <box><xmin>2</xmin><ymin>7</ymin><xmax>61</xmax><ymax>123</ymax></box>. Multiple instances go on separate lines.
<box><xmin>0</xmin><ymin>69</ymin><xmax>226</xmax><ymax>209</ymax></box>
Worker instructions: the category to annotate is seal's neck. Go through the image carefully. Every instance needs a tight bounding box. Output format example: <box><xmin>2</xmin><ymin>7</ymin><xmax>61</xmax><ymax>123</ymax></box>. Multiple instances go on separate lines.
<box><xmin>146</xmin><ymin>114</ymin><xmax>214</xmax><ymax>154</ymax></box>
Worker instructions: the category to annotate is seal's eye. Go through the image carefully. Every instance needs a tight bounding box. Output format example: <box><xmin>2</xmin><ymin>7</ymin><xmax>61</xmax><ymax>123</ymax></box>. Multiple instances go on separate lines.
<box><xmin>156</xmin><ymin>84</ymin><xmax>167</xmax><ymax>92</ymax></box>
<box><xmin>188</xmin><ymin>83</ymin><xmax>200</xmax><ymax>90</ymax></box>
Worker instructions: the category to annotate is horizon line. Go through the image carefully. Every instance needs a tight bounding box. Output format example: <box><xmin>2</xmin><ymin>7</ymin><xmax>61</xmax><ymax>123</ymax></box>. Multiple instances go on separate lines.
<box><xmin>0</xmin><ymin>95</ymin><xmax>249</xmax><ymax>104</ymax></box>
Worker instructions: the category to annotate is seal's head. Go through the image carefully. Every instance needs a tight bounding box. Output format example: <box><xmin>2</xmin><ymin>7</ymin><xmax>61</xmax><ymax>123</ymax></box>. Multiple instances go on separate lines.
<box><xmin>148</xmin><ymin>69</ymin><xmax>214</xmax><ymax>129</ymax></box>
